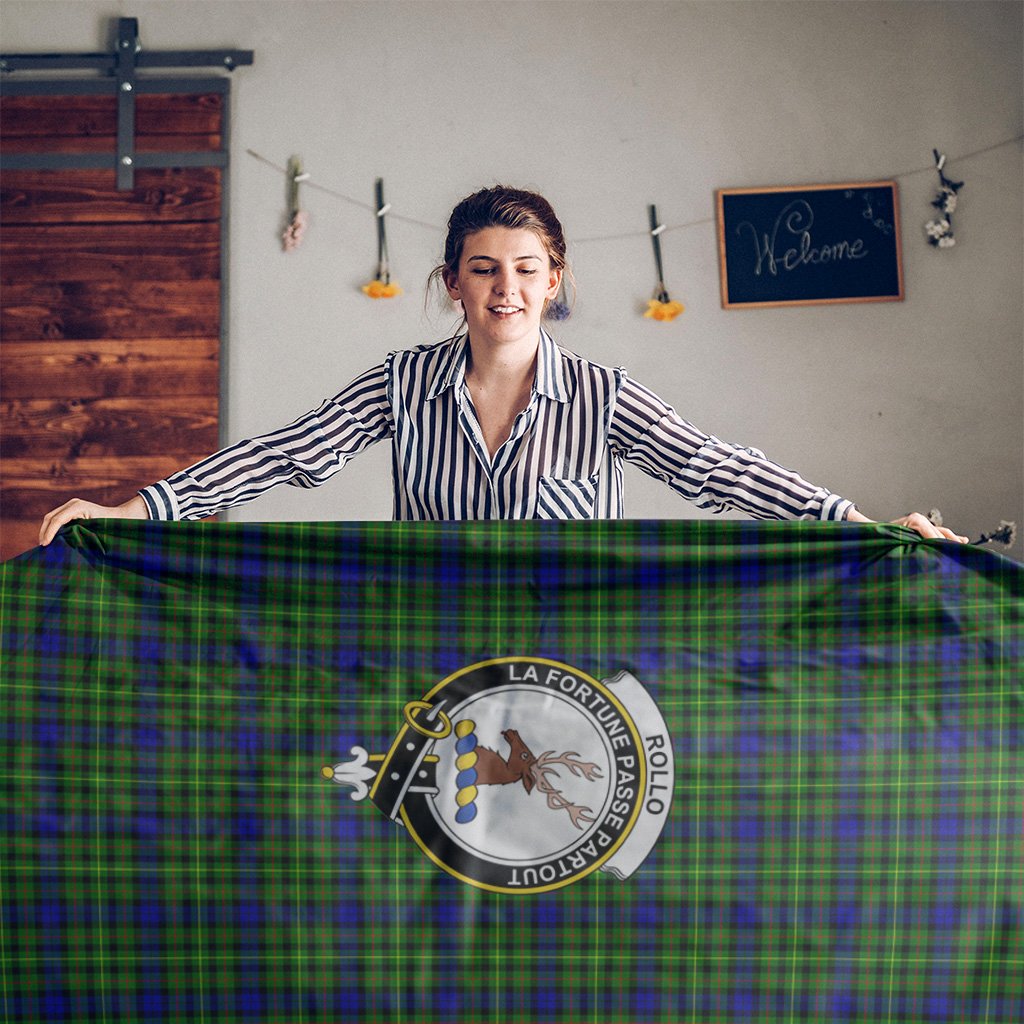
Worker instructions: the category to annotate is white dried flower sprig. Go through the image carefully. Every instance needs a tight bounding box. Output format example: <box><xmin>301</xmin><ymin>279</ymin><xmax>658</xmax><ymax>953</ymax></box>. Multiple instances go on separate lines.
<box><xmin>973</xmin><ymin>521</ymin><xmax>1017</xmax><ymax>548</ymax></box>
<box><xmin>925</xmin><ymin>150</ymin><xmax>963</xmax><ymax>249</ymax></box>
<box><xmin>933</xmin><ymin>510</ymin><xmax>1017</xmax><ymax>548</ymax></box>
<box><xmin>925</xmin><ymin>218</ymin><xmax>955</xmax><ymax>248</ymax></box>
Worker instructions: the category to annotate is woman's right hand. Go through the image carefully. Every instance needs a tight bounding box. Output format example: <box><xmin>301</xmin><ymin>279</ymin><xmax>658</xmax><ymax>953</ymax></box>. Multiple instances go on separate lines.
<box><xmin>39</xmin><ymin>494</ymin><xmax>149</xmax><ymax>547</ymax></box>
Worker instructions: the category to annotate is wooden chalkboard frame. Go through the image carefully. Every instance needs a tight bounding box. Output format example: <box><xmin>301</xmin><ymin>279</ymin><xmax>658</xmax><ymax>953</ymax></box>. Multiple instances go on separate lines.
<box><xmin>716</xmin><ymin>181</ymin><xmax>904</xmax><ymax>309</ymax></box>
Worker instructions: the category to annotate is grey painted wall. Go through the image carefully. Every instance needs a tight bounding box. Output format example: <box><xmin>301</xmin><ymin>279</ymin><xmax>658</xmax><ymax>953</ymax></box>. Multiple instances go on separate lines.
<box><xmin>4</xmin><ymin>0</ymin><xmax>1022</xmax><ymax>554</ymax></box>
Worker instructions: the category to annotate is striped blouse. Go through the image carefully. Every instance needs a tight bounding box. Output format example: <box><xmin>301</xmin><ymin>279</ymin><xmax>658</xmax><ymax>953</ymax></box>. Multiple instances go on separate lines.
<box><xmin>139</xmin><ymin>331</ymin><xmax>854</xmax><ymax>523</ymax></box>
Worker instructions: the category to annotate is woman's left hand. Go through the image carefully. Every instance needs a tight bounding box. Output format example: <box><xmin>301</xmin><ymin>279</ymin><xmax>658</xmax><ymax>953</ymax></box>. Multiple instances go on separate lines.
<box><xmin>847</xmin><ymin>508</ymin><xmax>969</xmax><ymax>543</ymax></box>
<box><xmin>890</xmin><ymin>512</ymin><xmax>969</xmax><ymax>543</ymax></box>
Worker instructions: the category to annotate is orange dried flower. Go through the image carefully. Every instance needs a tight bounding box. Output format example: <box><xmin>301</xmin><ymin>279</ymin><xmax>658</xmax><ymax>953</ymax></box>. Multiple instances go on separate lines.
<box><xmin>644</xmin><ymin>299</ymin><xmax>685</xmax><ymax>322</ymax></box>
<box><xmin>361</xmin><ymin>279</ymin><xmax>403</xmax><ymax>299</ymax></box>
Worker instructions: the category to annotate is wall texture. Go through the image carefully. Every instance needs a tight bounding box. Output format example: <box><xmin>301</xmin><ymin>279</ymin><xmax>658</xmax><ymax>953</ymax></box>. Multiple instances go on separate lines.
<box><xmin>3</xmin><ymin>0</ymin><xmax>1022</xmax><ymax>554</ymax></box>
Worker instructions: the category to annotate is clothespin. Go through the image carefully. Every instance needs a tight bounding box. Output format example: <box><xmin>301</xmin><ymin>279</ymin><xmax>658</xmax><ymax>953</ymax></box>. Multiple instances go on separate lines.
<box><xmin>932</xmin><ymin>149</ymin><xmax>964</xmax><ymax>192</ymax></box>
<box><xmin>287</xmin><ymin>156</ymin><xmax>310</xmax><ymax>218</ymax></box>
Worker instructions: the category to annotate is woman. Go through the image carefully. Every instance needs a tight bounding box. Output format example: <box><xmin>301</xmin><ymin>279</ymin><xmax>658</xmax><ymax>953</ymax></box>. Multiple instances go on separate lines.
<box><xmin>38</xmin><ymin>186</ymin><xmax>966</xmax><ymax>544</ymax></box>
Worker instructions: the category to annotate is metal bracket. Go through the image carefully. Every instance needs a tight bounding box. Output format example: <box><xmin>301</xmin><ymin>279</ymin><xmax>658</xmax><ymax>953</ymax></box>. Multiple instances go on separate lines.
<box><xmin>1</xmin><ymin>16</ymin><xmax>254</xmax><ymax>190</ymax></box>
<box><xmin>116</xmin><ymin>18</ymin><xmax>140</xmax><ymax>189</ymax></box>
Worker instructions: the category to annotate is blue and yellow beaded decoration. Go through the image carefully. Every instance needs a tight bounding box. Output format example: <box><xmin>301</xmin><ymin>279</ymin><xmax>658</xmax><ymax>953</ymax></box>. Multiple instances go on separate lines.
<box><xmin>454</xmin><ymin>719</ymin><xmax>479</xmax><ymax>824</ymax></box>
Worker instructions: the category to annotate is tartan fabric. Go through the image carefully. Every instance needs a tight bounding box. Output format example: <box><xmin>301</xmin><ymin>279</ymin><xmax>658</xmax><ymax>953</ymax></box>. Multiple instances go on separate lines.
<box><xmin>1</xmin><ymin>519</ymin><xmax>1021</xmax><ymax>1024</ymax></box>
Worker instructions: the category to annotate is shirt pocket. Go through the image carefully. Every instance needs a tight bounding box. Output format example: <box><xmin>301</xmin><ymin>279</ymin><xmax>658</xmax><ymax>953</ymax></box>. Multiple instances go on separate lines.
<box><xmin>534</xmin><ymin>475</ymin><xmax>599</xmax><ymax>519</ymax></box>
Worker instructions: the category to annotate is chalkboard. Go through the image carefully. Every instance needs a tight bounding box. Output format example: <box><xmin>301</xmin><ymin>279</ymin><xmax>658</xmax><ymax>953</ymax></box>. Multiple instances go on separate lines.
<box><xmin>716</xmin><ymin>181</ymin><xmax>904</xmax><ymax>309</ymax></box>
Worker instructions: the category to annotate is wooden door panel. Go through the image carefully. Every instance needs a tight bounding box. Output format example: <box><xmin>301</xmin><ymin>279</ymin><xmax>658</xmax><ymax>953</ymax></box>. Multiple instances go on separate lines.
<box><xmin>1</xmin><ymin>168</ymin><xmax>222</xmax><ymax>223</ymax></box>
<box><xmin>2</xmin><ymin>279</ymin><xmax>220</xmax><ymax>340</ymax></box>
<box><xmin>3</xmin><ymin>456</ymin><xmax>196</xmax><ymax>519</ymax></box>
<box><xmin>1</xmin><ymin>91</ymin><xmax>223</xmax><ymax>560</ymax></box>
<box><xmin>1</xmin><ymin>222</ymin><xmax>220</xmax><ymax>283</ymax></box>
<box><xmin>2</xmin><ymin>339</ymin><xmax>219</xmax><ymax>398</ymax></box>
<box><xmin>0</xmin><ymin>93</ymin><xmax>223</xmax><ymax>139</ymax></box>
<box><xmin>2</xmin><ymin>397</ymin><xmax>219</xmax><ymax>459</ymax></box>
<box><xmin>2</xmin><ymin>521</ymin><xmax>48</xmax><ymax>558</ymax></box>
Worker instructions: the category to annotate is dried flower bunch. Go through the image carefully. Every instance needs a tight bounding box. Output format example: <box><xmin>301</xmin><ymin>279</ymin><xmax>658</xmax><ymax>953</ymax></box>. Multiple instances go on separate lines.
<box><xmin>362</xmin><ymin>178</ymin><xmax>402</xmax><ymax>299</ymax></box>
<box><xmin>924</xmin><ymin>150</ymin><xmax>963</xmax><ymax>249</ymax></box>
<box><xmin>933</xmin><ymin>510</ymin><xmax>1017</xmax><ymax>548</ymax></box>
<box><xmin>644</xmin><ymin>297</ymin><xmax>685</xmax><ymax>322</ymax></box>
<box><xmin>282</xmin><ymin>156</ymin><xmax>309</xmax><ymax>253</ymax></box>
<box><xmin>546</xmin><ymin>277</ymin><xmax>572</xmax><ymax>322</ymax></box>
<box><xmin>282</xmin><ymin>210</ymin><xmax>308</xmax><ymax>252</ymax></box>
<box><xmin>644</xmin><ymin>204</ymin><xmax>685</xmax><ymax>323</ymax></box>
<box><xmin>362</xmin><ymin>279</ymin><xmax>402</xmax><ymax>299</ymax></box>
<box><xmin>973</xmin><ymin>521</ymin><xmax>1017</xmax><ymax>547</ymax></box>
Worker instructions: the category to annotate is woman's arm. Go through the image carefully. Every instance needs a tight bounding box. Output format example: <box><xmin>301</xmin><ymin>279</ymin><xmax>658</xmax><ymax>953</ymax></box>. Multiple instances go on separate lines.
<box><xmin>609</xmin><ymin>375</ymin><xmax>968</xmax><ymax>542</ymax></box>
<box><xmin>39</xmin><ymin>494</ymin><xmax>149</xmax><ymax>547</ymax></box>
<box><xmin>140</xmin><ymin>362</ymin><xmax>393</xmax><ymax>521</ymax></box>
<box><xmin>609</xmin><ymin>375</ymin><xmax>854</xmax><ymax>521</ymax></box>
<box><xmin>37</xmin><ymin>360</ymin><xmax>394</xmax><ymax>545</ymax></box>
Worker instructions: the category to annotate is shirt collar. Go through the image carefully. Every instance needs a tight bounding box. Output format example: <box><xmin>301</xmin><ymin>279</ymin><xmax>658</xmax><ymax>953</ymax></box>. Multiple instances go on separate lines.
<box><xmin>535</xmin><ymin>328</ymin><xmax>571</xmax><ymax>403</ymax></box>
<box><xmin>426</xmin><ymin>329</ymin><xmax>570</xmax><ymax>403</ymax></box>
<box><xmin>426</xmin><ymin>335</ymin><xmax>469</xmax><ymax>399</ymax></box>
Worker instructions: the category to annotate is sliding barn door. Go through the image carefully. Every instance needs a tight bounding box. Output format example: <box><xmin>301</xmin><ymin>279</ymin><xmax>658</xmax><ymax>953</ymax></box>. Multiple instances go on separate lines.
<box><xmin>1</xmin><ymin>91</ymin><xmax>224</xmax><ymax>560</ymax></box>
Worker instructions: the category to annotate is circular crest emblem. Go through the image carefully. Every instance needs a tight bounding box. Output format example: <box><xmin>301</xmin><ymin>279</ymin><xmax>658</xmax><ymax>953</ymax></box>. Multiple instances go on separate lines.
<box><xmin>324</xmin><ymin>657</ymin><xmax>674</xmax><ymax>894</ymax></box>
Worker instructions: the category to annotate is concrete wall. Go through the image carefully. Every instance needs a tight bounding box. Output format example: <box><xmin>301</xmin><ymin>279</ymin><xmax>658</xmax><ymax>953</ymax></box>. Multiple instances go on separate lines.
<box><xmin>4</xmin><ymin>0</ymin><xmax>1021</xmax><ymax>553</ymax></box>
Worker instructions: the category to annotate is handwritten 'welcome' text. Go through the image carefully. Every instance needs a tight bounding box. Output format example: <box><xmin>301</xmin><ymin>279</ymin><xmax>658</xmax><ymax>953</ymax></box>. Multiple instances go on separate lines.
<box><xmin>736</xmin><ymin>200</ymin><xmax>868</xmax><ymax>277</ymax></box>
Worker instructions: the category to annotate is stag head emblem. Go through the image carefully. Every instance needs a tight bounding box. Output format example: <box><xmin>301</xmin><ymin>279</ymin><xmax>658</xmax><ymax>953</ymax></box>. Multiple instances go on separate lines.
<box><xmin>470</xmin><ymin>727</ymin><xmax>604</xmax><ymax>830</ymax></box>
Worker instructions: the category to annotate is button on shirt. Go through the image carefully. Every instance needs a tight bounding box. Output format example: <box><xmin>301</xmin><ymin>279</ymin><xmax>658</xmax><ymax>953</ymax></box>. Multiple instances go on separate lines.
<box><xmin>139</xmin><ymin>331</ymin><xmax>854</xmax><ymax>522</ymax></box>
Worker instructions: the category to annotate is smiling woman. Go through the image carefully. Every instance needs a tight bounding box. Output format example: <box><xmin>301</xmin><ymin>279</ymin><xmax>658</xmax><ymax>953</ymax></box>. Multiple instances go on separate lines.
<box><xmin>441</xmin><ymin>225</ymin><xmax>562</xmax><ymax>459</ymax></box>
<box><xmin>427</xmin><ymin>186</ymin><xmax>571</xmax><ymax>336</ymax></box>
<box><xmin>448</xmin><ymin>229</ymin><xmax>559</xmax><ymax>347</ymax></box>
<box><xmin>38</xmin><ymin>185</ymin><xmax>967</xmax><ymax>544</ymax></box>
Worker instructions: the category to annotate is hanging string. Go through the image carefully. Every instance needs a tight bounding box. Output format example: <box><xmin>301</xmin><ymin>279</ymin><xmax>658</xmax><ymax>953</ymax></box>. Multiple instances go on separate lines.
<box><xmin>246</xmin><ymin>133</ymin><xmax>1022</xmax><ymax>245</ymax></box>
<box><xmin>887</xmin><ymin>134</ymin><xmax>1021</xmax><ymax>183</ymax></box>
<box><xmin>247</xmin><ymin>149</ymin><xmax>439</xmax><ymax>231</ymax></box>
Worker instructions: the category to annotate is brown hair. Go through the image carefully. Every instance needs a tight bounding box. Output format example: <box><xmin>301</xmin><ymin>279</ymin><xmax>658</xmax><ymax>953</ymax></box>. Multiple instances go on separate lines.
<box><xmin>428</xmin><ymin>185</ymin><xmax>573</xmax><ymax>320</ymax></box>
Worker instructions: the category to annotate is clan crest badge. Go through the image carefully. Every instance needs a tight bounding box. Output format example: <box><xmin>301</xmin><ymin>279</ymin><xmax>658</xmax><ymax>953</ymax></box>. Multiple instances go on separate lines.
<box><xmin>323</xmin><ymin>657</ymin><xmax>674</xmax><ymax>894</ymax></box>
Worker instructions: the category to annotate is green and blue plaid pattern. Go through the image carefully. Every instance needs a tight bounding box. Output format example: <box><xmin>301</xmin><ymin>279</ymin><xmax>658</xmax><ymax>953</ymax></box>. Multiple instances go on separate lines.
<box><xmin>1</xmin><ymin>519</ymin><xmax>1021</xmax><ymax>1023</ymax></box>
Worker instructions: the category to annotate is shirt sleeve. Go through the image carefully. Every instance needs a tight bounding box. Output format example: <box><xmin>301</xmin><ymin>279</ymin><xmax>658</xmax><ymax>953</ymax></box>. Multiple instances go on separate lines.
<box><xmin>139</xmin><ymin>360</ymin><xmax>394</xmax><ymax>521</ymax></box>
<box><xmin>607</xmin><ymin>374</ymin><xmax>855</xmax><ymax>521</ymax></box>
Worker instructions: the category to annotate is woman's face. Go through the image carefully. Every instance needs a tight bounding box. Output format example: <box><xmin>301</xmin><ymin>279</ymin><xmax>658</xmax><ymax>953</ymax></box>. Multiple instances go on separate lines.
<box><xmin>445</xmin><ymin>227</ymin><xmax>561</xmax><ymax>349</ymax></box>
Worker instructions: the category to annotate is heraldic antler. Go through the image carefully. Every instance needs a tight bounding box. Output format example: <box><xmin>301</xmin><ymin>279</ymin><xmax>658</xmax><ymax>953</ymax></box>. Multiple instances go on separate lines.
<box><xmin>529</xmin><ymin>751</ymin><xmax>604</xmax><ymax>830</ymax></box>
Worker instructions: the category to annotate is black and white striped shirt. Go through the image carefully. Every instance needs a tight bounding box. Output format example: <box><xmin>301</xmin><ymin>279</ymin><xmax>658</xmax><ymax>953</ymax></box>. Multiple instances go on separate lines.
<box><xmin>139</xmin><ymin>331</ymin><xmax>854</xmax><ymax>522</ymax></box>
